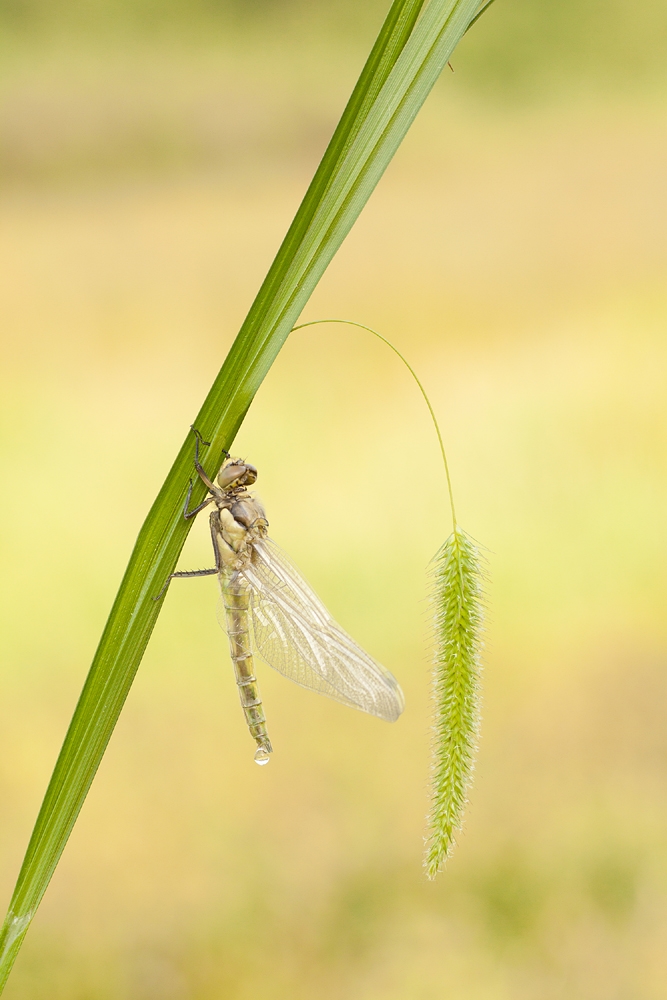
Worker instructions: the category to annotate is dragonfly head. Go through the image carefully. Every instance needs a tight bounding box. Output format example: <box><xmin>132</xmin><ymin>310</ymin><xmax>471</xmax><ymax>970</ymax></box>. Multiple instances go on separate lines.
<box><xmin>217</xmin><ymin>458</ymin><xmax>258</xmax><ymax>490</ymax></box>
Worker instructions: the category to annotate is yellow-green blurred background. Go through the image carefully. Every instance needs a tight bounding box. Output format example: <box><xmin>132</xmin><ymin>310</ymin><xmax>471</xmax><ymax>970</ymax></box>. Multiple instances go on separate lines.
<box><xmin>2</xmin><ymin>1</ymin><xmax>667</xmax><ymax>997</ymax></box>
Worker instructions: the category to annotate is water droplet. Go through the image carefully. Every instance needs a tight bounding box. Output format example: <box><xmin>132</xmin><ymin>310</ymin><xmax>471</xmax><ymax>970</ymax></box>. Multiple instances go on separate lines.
<box><xmin>254</xmin><ymin>746</ymin><xmax>271</xmax><ymax>765</ymax></box>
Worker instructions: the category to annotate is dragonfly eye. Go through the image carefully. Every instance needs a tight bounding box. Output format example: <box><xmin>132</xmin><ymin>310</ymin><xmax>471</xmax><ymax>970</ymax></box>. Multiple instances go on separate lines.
<box><xmin>217</xmin><ymin>461</ymin><xmax>258</xmax><ymax>489</ymax></box>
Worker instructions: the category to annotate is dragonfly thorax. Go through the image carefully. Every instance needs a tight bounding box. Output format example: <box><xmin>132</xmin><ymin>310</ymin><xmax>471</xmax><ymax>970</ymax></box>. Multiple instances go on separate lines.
<box><xmin>215</xmin><ymin>503</ymin><xmax>267</xmax><ymax>575</ymax></box>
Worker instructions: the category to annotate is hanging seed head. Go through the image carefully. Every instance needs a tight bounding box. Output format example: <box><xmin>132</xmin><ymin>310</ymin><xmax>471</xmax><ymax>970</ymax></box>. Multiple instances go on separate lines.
<box><xmin>425</xmin><ymin>528</ymin><xmax>485</xmax><ymax>878</ymax></box>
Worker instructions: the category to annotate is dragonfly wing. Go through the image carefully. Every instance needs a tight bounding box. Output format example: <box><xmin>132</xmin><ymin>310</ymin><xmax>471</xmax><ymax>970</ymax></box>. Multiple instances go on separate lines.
<box><xmin>241</xmin><ymin>538</ymin><xmax>404</xmax><ymax>722</ymax></box>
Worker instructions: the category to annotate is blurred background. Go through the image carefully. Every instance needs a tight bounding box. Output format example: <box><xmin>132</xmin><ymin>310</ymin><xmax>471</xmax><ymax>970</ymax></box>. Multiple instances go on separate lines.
<box><xmin>1</xmin><ymin>1</ymin><xmax>667</xmax><ymax>997</ymax></box>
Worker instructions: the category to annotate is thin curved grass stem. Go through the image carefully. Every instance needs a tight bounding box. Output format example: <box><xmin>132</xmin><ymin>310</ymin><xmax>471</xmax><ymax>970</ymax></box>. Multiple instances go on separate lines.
<box><xmin>292</xmin><ymin>319</ymin><xmax>457</xmax><ymax>529</ymax></box>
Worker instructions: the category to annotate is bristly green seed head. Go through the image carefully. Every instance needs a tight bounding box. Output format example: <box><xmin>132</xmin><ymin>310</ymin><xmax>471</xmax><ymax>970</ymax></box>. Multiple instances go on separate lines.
<box><xmin>425</xmin><ymin>528</ymin><xmax>485</xmax><ymax>879</ymax></box>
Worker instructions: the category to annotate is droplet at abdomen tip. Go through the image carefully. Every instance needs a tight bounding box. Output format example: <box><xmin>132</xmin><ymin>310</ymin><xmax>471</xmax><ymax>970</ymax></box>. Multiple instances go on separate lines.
<box><xmin>254</xmin><ymin>746</ymin><xmax>271</xmax><ymax>766</ymax></box>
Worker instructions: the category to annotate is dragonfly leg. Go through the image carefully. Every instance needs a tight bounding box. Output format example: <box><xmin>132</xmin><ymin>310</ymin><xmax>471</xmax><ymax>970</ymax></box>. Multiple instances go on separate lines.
<box><xmin>153</xmin><ymin>567</ymin><xmax>218</xmax><ymax>601</ymax></box>
<box><xmin>183</xmin><ymin>479</ymin><xmax>215</xmax><ymax>520</ymax></box>
<box><xmin>191</xmin><ymin>425</ymin><xmax>228</xmax><ymax>495</ymax></box>
<box><xmin>155</xmin><ymin>509</ymin><xmax>222</xmax><ymax>600</ymax></box>
<box><xmin>191</xmin><ymin>425</ymin><xmax>212</xmax><ymax>458</ymax></box>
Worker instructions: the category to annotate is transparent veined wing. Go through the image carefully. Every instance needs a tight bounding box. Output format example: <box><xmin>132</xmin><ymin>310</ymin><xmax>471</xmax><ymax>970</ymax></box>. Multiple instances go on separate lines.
<box><xmin>237</xmin><ymin>537</ymin><xmax>404</xmax><ymax>722</ymax></box>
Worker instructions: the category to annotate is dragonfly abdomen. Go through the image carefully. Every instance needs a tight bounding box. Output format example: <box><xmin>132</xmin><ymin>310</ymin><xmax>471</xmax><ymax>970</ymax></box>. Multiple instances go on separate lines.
<box><xmin>222</xmin><ymin>574</ymin><xmax>272</xmax><ymax>765</ymax></box>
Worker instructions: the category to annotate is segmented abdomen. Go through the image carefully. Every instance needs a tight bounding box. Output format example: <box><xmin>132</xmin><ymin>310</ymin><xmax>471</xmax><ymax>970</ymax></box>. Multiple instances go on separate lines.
<box><xmin>221</xmin><ymin>571</ymin><xmax>272</xmax><ymax>764</ymax></box>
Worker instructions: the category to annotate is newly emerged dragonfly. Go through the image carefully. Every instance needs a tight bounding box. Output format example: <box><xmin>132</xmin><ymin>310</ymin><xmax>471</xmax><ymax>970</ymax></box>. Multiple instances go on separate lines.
<box><xmin>161</xmin><ymin>430</ymin><xmax>404</xmax><ymax>764</ymax></box>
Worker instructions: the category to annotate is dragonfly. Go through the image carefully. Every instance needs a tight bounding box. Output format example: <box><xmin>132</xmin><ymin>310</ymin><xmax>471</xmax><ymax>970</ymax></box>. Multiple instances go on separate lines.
<box><xmin>160</xmin><ymin>429</ymin><xmax>405</xmax><ymax>764</ymax></box>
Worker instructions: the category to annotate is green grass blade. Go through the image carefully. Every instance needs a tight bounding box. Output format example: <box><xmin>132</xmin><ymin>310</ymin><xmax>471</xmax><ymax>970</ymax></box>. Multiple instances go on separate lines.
<box><xmin>0</xmin><ymin>0</ymin><xmax>487</xmax><ymax>988</ymax></box>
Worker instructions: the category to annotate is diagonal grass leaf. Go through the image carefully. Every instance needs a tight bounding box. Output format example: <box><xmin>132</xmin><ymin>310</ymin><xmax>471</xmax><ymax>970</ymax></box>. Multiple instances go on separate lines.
<box><xmin>0</xmin><ymin>0</ymin><xmax>492</xmax><ymax>987</ymax></box>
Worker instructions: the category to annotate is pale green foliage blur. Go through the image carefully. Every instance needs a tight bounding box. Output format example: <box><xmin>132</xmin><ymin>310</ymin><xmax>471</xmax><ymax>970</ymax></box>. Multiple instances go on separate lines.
<box><xmin>2</xmin><ymin>0</ymin><xmax>667</xmax><ymax>97</ymax></box>
<box><xmin>2</xmin><ymin>1</ymin><xmax>667</xmax><ymax>998</ymax></box>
